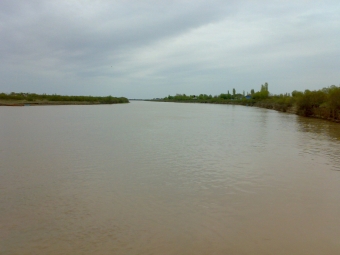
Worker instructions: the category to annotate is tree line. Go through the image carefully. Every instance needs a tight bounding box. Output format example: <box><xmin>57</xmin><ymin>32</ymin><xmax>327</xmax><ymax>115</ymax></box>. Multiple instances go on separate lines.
<box><xmin>161</xmin><ymin>83</ymin><xmax>340</xmax><ymax>121</ymax></box>
<box><xmin>0</xmin><ymin>92</ymin><xmax>129</xmax><ymax>104</ymax></box>
<box><xmin>293</xmin><ymin>85</ymin><xmax>340</xmax><ymax>120</ymax></box>
<box><xmin>165</xmin><ymin>83</ymin><xmax>270</xmax><ymax>102</ymax></box>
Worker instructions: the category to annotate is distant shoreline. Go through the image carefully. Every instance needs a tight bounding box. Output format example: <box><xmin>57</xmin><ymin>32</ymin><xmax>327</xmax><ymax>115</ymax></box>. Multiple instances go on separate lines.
<box><xmin>0</xmin><ymin>100</ymin><xmax>129</xmax><ymax>106</ymax></box>
<box><xmin>147</xmin><ymin>99</ymin><xmax>340</xmax><ymax>123</ymax></box>
<box><xmin>0</xmin><ymin>93</ymin><xmax>129</xmax><ymax>106</ymax></box>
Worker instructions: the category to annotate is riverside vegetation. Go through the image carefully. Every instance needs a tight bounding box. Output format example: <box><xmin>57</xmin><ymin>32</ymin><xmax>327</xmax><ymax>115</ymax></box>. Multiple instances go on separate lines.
<box><xmin>0</xmin><ymin>92</ymin><xmax>129</xmax><ymax>106</ymax></box>
<box><xmin>159</xmin><ymin>83</ymin><xmax>340</xmax><ymax>122</ymax></box>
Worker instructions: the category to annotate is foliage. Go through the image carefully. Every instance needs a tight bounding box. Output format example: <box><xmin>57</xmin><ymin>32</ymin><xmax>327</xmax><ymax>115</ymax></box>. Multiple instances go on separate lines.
<box><xmin>251</xmin><ymin>82</ymin><xmax>269</xmax><ymax>100</ymax></box>
<box><xmin>295</xmin><ymin>85</ymin><xmax>340</xmax><ymax>119</ymax></box>
<box><xmin>0</xmin><ymin>92</ymin><xmax>129</xmax><ymax>104</ymax></box>
<box><xmin>161</xmin><ymin>83</ymin><xmax>340</xmax><ymax>122</ymax></box>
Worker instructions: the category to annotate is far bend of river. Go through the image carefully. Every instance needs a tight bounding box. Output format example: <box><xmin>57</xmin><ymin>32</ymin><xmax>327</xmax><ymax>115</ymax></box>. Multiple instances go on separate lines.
<box><xmin>1</xmin><ymin>101</ymin><xmax>340</xmax><ymax>255</ymax></box>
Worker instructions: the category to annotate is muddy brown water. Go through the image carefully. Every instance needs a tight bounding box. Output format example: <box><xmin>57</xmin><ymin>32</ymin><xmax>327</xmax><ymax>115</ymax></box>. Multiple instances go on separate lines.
<box><xmin>1</xmin><ymin>101</ymin><xmax>340</xmax><ymax>254</ymax></box>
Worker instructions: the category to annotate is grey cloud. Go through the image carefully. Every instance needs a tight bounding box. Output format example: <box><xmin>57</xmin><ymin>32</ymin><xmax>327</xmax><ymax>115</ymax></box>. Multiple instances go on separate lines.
<box><xmin>1</xmin><ymin>1</ymin><xmax>232</xmax><ymax>64</ymax></box>
<box><xmin>1</xmin><ymin>0</ymin><xmax>339</xmax><ymax>98</ymax></box>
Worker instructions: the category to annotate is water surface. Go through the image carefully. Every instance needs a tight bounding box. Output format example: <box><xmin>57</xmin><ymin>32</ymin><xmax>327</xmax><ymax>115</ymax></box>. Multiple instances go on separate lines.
<box><xmin>1</xmin><ymin>102</ymin><xmax>340</xmax><ymax>254</ymax></box>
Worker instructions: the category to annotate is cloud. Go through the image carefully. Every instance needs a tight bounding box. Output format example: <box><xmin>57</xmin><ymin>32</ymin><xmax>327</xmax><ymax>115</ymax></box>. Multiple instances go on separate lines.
<box><xmin>1</xmin><ymin>0</ymin><xmax>339</xmax><ymax>98</ymax></box>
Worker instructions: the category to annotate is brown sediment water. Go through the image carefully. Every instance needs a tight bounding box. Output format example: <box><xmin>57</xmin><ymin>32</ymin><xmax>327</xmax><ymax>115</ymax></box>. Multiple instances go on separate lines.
<box><xmin>1</xmin><ymin>101</ymin><xmax>339</xmax><ymax>254</ymax></box>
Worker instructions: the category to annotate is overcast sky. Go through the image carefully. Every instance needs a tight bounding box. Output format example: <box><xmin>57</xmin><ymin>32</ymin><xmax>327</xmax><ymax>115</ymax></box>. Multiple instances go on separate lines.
<box><xmin>1</xmin><ymin>0</ymin><xmax>339</xmax><ymax>98</ymax></box>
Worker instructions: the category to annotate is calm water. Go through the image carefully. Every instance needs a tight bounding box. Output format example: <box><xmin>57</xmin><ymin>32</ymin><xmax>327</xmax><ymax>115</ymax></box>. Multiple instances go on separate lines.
<box><xmin>1</xmin><ymin>101</ymin><xmax>340</xmax><ymax>255</ymax></box>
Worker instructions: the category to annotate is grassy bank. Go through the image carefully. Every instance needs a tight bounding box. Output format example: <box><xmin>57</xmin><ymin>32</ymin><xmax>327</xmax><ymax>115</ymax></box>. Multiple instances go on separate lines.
<box><xmin>0</xmin><ymin>93</ymin><xmax>129</xmax><ymax>106</ymax></box>
<box><xmin>154</xmin><ymin>84</ymin><xmax>340</xmax><ymax>123</ymax></box>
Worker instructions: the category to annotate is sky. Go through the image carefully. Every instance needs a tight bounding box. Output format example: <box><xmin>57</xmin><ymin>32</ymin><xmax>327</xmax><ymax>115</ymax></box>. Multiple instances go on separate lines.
<box><xmin>1</xmin><ymin>0</ymin><xmax>339</xmax><ymax>99</ymax></box>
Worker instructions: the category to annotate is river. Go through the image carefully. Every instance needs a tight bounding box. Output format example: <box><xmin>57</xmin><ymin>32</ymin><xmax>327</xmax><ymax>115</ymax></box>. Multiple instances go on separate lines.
<box><xmin>1</xmin><ymin>101</ymin><xmax>340</xmax><ymax>254</ymax></box>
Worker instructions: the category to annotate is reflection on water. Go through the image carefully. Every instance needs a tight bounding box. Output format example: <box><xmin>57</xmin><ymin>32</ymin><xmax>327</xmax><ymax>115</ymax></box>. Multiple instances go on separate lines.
<box><xmin>0</xmin><ymin>102</ymin><xmax>340</xmax><ymax>255</ymax></box>
<box><xmin>296</xmin><ymin>117</ymin><xmax>340</xmax><ymax>171</ymax></box>
<box><xmin>297</xmin><ymin>116</ymin><xmax>340</xmax><ymax>140</ymax></box>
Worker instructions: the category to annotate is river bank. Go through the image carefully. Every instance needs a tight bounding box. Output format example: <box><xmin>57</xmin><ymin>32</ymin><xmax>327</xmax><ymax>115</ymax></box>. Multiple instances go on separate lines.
<box><xmin>149</xmin><ymin>99</ymin><xmax>340</xmax><ymax>123</ymax></box>
<box><xmin>253</xmin><ymin>100</ymin><xmax>340</xmax><ymax>123</ymax></box>
<box><xmin>0</xmin><ymin>100</ymin><xmax>129</xmax><ymax>106</ymax></box>
<box><xmin>155</xmin><ymin>84</ymin><xmax>340</xmax><ymax>123</ymax></box>
<box><xmin>0</xmin><ymin>93</ymin><xmax>129</xmax><ymax>106</ymax></box>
